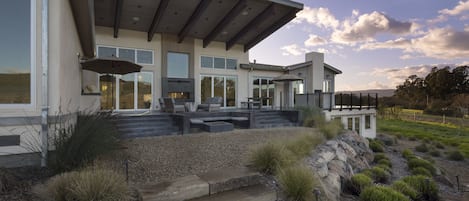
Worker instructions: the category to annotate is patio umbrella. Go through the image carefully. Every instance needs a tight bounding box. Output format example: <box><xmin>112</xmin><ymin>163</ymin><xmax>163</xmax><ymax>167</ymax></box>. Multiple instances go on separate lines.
<box><xmin>81</xmin><ymin>56</ymin><xmax>142</xmax><ymax>110</ymax></box>
<box><xmin>81</xmin><ymin>56</ymin><xmax>142</xmax><ymax>75</ymax></box>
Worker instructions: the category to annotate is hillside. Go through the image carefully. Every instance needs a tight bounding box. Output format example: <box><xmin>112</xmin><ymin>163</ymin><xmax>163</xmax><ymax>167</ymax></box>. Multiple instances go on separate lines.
<box><xmin>337</xmin><ymin>89</ymin><xmax>395</xmax><ymax>97</ymax></box>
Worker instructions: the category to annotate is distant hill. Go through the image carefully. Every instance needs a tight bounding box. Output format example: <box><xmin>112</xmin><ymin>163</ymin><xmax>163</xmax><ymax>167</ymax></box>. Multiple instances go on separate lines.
<box><xmin>337</xmin><ymin>89</ymin><xmax>395</xmax><ymax>97</ymax></box>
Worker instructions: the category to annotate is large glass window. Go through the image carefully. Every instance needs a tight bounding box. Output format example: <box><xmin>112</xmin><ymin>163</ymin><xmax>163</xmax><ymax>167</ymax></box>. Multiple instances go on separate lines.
<box><xmin>226</xmin><ymin>59</ymin><xmax>237</xmax><ymax>70</ymax></box>
<box><xmin>252</xmin><ymin>78</ymin><xmax>274</xmax><ymax>106</ymax></box>
<box><xmin>98</xmin><ymin>46</ymin><xmax>117</xmax><ymax>57</ymax></box>
<box><xmin>168</xmin><ymin>52</ymin><xmax>189</xmax><ymax>78</ymax></box>
<box><xmin>214</xmin><ymin>57</ymin><xmax>225</xmax><ymax>69</ymax></box>
<box><xmin>365</xmin><ymin>115</ymin><xmax>371</xmax><ymax>129</ymax></box>
<box><xmin>323</xmin><ymin>79</ymin><xmax>332</xmax><ymax>93</ymax></box>
<box><xmin>0</xmin><ymin>0</ymin><xmax>32</xmax><ymax>104</ymax></box>
<box><xmin>201</xmin><ymin>56</ymin><xmax>213</xmax><ymax>68</ymax></box>
<box><xmin>200</xmin><ymin>75</ymin><xmax>237</xmax><ymax>107</ymax></box>
<box><xmin>100</xmin><ymin>72</ymin><xmax>153</xmax><ymax>110</ymax></box>
<box><xmin>119</xmin><ymin>48</ymin><xmax>135</xmax><ymax>62</ymax></box>
<box><xmin>136</xmin><ymin>50</ymin><xmax>153</xmax><ymax>64</ymax></box>
<box><xmin>97</xmin><ymin>46</ymin><xmax>153</xmax><ymax>65</ymax></box>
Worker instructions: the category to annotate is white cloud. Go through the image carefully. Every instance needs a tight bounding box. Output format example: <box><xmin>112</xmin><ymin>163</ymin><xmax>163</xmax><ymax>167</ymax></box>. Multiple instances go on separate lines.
<box><xmin>352</xmin><ymin>9</ymin><xmax>360</xmax><ymax>17</ymax></box>
<box><xmin>293</xmin><ymin>7</ymin><xmax>339</xmax><ymax>29</ymax></box>
<box><xmin>304</xmin><ymin>34</ymin><xmax>327</xmax><ymax>46</ymax></box>
<box><xmin>331</xmin><ymin>11</ymin><xmax>418</xmax><ymax>44</ymax></box>
<box><xmin>359</xmin><ymin>28</ymin><xmax>469</xmax><ymax>59</ymax></box>
<box><xmin>367</xmin><ymin>81</ymin><xmax>391</xmax><ymax>89</ymax></box>
<box><xmin>439</xmin><ymin>1</ymin><xmax>469</xmax><ymax>16</ymax></box>
<box><xmin>280</xmin><ymin>44</ymin><xmax>308</xmax><ymax>56</ymax></box>
<box><xmin>399</xmin><ymin>54</ymin><xmax>413</xmax><ymax>60</ymax></box>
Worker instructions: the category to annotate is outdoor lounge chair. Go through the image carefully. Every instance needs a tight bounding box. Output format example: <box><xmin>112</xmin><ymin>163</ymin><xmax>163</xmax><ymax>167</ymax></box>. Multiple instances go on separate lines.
<box><xmin>163</xmin><ymin>97</ymin><xmax>185</xmax><ymax>113</ymax></box>
<box><xmin>158</xmin><ymin>98</ymin><xmax>166</xmax><ymax>112</ymax></box>
<box><xmin>197</xmin><ymin>97</ymin><xmax>222</xmax><ymax>112</ymax></box>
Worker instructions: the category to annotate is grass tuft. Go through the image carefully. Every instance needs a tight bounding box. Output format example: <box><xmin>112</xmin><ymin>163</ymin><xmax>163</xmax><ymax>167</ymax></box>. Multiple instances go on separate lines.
<box><xmin>447</xmin><ymin>150</ymin><xmax>465</xmax><ymax>161</ymax></box>
<box><xmin>276</xmin><ymin>165</ymin><xmax>315</xmax><ymax>201</ymax></box>
<box><xmin>346</xmin><ymin>173</ymin><xmax>373</xmax><ymax>195</ymax></box>
<box><xmin>359</xmin><ymin>186</ymin><xmax>410</xmax><ymax>201</ymax></box>
<box><xmin>250</xmin><ymin>142</ymin><xmax>294</xmax><ymax>174</ymax></box>
<box><xmin>401</xmin><ymin>175</ymin><xmax>439</xmax><ymax>201</ymax></box>
<box><xmin>415</xmin><ymin>143</ymin><xmax>429</xmax><ymax>153</ymax></box>
<box><xmin>391</xmin><ymin>180</ymin><xmax>419</xmax><ymax>200</ymax></box>
<box><xmin>411</xmin><ymin>167</ymin><xmax>432</xmax><ymax>177</ymax></box>
<box><xmin>369</xmin><ymin>140</ymin><xmax>384</xmax><ymax>153</ymax></box>
<box><xmin>407</xmin><ymin>158</ymin><xmax>436</xmax><ymax>176</ymax></box>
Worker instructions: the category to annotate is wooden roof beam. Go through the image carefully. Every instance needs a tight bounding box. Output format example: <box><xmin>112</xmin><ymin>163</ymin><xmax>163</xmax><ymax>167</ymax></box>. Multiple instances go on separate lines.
<box><xmin>244</xmin><ymin>9</ymin><xmax>298</xmax><ymax>52</ymax></box>
<box><xmin>225</xmin><ymin>3</ymin><xmax>274</xmax><ymax>50</ymax></box>
<box><xmin>147</xmin><ymin>0</ymin><xmax>170</xmax><ymax>41</ymax></box>
<box><xmin>113</xmin><ymin>0</ymin><xmax>123</xmax><ymax>38</ymax></box>
<box><xmin>178</xmin><ymin>0</ymin><xmax>212</xmax><ymax>43</ymax></box>
<box><xmin>202</xmin><ymin>0</ymin><xmax>247</xmax><ymax>48</ymax></box>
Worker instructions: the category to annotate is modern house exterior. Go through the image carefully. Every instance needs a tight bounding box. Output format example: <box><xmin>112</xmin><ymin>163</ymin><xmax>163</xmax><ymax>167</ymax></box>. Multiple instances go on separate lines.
<box><xmin>0</xmin><ymin>0</ymin><xmax>376</xmax><ymax>167</ymax></box>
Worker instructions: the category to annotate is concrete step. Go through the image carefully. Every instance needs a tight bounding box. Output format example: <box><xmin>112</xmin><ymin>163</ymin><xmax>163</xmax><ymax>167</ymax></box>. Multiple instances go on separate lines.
<box><xmin>254</xmin><ymin>123</ymin><xmax>298</xmax><ymax>129</ymax></box>
<box><xmin>188</xmin><ymin>184</ymin><xmax>276</xmax><ymax>201</ymax></box>
<box><xmin>197</xmin><ymin>167</ymin><xmax>262</xmax><ymax>195</ymax></box>
<box><xmin>138</xmin><ymin>167</ymin><xmax>265</xmax><ymax>201</ymax></box>
<box><xmin>121</xmin><ymin>129</ymin><xmax>181</xmax><ymax>138</ymax></box>
<box><xmin>117</xmin><ymin>126</ymin><xmax>180</xmax><ymax>133</ymax></box>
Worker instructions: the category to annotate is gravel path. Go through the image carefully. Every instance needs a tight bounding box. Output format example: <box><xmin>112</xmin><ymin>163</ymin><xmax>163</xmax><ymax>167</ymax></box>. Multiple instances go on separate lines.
<box><xmin>384</xmin><ymin>145</ymin><xmax>411</xmax><ymax>181</ymax></box>
<box><xmin>101</xmin><ymin>127</ymin><xmax>319</xmax><ymax>184</ymax></box>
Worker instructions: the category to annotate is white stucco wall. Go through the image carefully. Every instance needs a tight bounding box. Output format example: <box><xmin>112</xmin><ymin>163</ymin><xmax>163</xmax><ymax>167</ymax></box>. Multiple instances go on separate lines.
<box><xmin>324</xmin><ymin>109</ymin><xmax>377</xmax><ymax>138</ymax></box>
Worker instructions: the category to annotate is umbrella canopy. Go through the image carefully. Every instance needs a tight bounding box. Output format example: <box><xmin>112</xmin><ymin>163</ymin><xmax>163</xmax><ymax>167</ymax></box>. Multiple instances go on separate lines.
<box><xmin>272</xmin><ymin>74</ymin><xmax>304</xmax><ymax>82</ymax></box>
<box><xmin>81</xmin><ymin>56</ymin><xmax>142</xmax><ymax>75</ymax></box>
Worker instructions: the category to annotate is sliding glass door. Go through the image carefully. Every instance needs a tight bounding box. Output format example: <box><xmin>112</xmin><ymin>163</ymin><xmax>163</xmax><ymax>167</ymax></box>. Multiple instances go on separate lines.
<box><xmin>200</xmin><ymin>75</ymin><xmax>237</xmax><ymax>107</ymax></box>
<box><xmin>99</xmin><ymin>72</ymin><xmax>153</xmax><ymax>110</ymax></box>
<box><xmin>252</xmin><ymin>77</ymin><xmax>274</xmax><ymax>107</ymax></box>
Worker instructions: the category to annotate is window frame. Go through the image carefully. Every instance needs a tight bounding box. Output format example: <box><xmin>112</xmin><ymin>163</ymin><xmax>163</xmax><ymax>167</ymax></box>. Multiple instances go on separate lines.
<box><xmin>200</xmin><ymin>74</ymin><xmax>238</xmax><ymax>108</ymax></box>
<box><xmin>0</xmin><ymin>0</ymin><xmax>36</xmax><ymax>108</ymax></box>
<box><xmin>200</xmin><ymin>55</ymin><xmax>237</xmax><ymax>70</ymax></box>
<box><xmin>96</xmin><ymin>45</ymin><xmax>154</xmax><ymax>65</ymax></box>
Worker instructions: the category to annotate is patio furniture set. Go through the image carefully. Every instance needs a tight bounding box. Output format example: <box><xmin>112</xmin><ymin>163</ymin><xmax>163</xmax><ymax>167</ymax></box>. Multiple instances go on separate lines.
<box><xmin>158</xmin><ymin>97</ymin><xmax>223</xmax><ymax>113</ymax></box>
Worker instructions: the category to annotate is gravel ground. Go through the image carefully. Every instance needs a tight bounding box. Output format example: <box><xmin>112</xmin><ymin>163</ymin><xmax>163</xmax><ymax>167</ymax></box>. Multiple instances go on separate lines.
<box><xmin>102</xmin><ymin>127</ymin><xmax>318</xmax><ymax>185</ymax></box>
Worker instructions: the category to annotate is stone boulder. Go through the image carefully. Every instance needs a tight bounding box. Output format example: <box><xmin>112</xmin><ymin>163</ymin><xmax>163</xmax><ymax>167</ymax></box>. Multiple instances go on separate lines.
<box><xmin>306</xmin><ymin>131</ymin><xmax>373</xmax><ymax>201</ymax></box>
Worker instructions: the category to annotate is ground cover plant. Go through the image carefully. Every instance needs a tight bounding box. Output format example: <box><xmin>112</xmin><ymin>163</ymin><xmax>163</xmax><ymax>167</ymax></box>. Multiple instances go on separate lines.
<box><xmin>377</xmin><ymin>119</ymin><xmax>469</xmax><ymax>157</ymax></box>
<box><xmin>391</xmin><ymin>180</ymin><xmax>419</xmax><ymax>200</ymax></box>
<box><xmin>359</xmin><ymin>186</ymin><xmax>410</xmax><ymax>201</ymax></box>
<box><xmin>401</xmin><ymin>175</ymin><xmax>439</xmax><ymax>201</ymax></box>
<box><xmin>277</xmin><ymin>165</ymin><xmax>315</xmax><ymax>201</ymax></box>
<box><xmin>346</xmin><ymin>173</ymin><xmax>373</xmax><ymax>195</ymax></box>
<box><xmin>35</xmin><ymin>166</ymin><xmax>129</xmax><ymax>201</ymax></box>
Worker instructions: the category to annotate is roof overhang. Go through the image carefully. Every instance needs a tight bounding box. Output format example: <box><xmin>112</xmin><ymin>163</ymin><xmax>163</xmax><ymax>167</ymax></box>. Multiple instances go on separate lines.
<box><xmin>241</xmin><ymin>61</ymin><xmax>343</xmax><ymax>74</ymax></box>
<box><xmin>324</xmin><ymin>63</ymin><xmax>342</xmax><ymax>74</ymax></box>
<box><xmin>86</xmin><ymin>0</ymin><xmax>302</xmax><ymax>52</ymax></box>
<box><xmin>70</xmin><ymin>0</ymin><xmax>96</xmax><ymax>58</ymax></box>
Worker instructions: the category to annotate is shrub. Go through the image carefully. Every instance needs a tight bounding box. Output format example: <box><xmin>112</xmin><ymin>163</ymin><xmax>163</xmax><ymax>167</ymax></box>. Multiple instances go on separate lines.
<box><xmin>0</xmin><ymin>168</ymin><xmax>19</xmax><ymax>193</ymax></box>
<box><xmin>277</xmin><ymin>165</ymin><xmax>314</xmax><ymax>201</ymax></box>
<box><xmin>376</xmin><ymin>164</ymin><xmax>392</xmax><ymax>174</ymax></box>
<box><xmin>407</xmin><ymin>158</ymin><xmax>436</xmax><ymax>175</ymax></box>
<box><xmin>373</xmin><ymin>153</ymin><xmax>388</xmax><ymax>163</ymax></box>
<box><xmin>359</xmin><ymin>186</ymin><xmax>410</xmax><ymax>201</ymax></box>
<box><xmin>415</xmin><ymin>143</ymin><xmax>429</xmax><ymax>153</ymax></box>
<box><xmin>50</xmin><ymin>112</ymin><xmax>122</xmax><ymax>172</ymax></box>
<box><xmin>250</xmin><ymin>142</ymin><xmax>293</xmax><ymax>174</ymax></box>
<box><xmin>434</xmin><ymin>142</ymin><xmax>445</xmax><ymax>149</ymax></box>
<box><xmin>370</xmin><ymin>167</ymin><xmax>391</xmax><ymax>183</ymax></box>
<box><xmin>402</xmin><ymin>175</ymin><xmax>439</xmax><ymax>201</ymax></box>
<box><xmin>411</xmin><ymin>167</ymin><xmax>432</xmax><ymax>177</ymax></box>
<box><xmin>377</xmin><ymin>159</ymin><xmax>392</xmax><ymax>168</ymax></box>
<box><xmin>402</xmin><ymin>149</ymin><xmax>414</xmax><ymax>160</ymax></box>
<box><xmin>447</xmin><ymin>150</ymin><xmax>465</xmax><ymax>161</ymax></box>
<box><xmin>298</xmin><ymin>106</ymin><xmax>324</xmax><ymax>127</ymax></box>
<box><xmin>320</xmin><ymin>119</ymin><xmax>344</xmax><ymax>140</ymax></box>
<box><xmin>286</xmin><ymin>134</ymin><xmax>323</xmax><ymax>158</ymax></box>
<box><xmin>391</xmin><ymin>180</ymin><xmax>419</xmax><ymax>200</ymax></box>
<box><xmin>409</xmin><ymin>136</ymin><xmax>418</xmax><ymax>141</ymax></box>
<box><xmin>429</xmin><ymin>149</ymin><xmax>441</xmax><ymax>157</ymax></box>
<box><xmin>369</xmin><ymin>140</ymin><xmax>384</xmax><ymax>153</ymax></box>
<box><xmin>346</xmin><ymin>173</ymin><xmax>373</xmax><ymax>195</ymax></box>
<box><xmin>38</xmin><ymin>167</ymin><xmax>129</xmax><ymax>201</ymax></box>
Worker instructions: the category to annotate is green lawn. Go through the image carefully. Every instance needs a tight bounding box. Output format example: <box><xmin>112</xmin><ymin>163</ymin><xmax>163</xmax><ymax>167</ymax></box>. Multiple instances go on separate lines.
<box><xmin>377</xmin><ymin>119</ymin><xmax>469</xmax><ymax>157</ymax></box>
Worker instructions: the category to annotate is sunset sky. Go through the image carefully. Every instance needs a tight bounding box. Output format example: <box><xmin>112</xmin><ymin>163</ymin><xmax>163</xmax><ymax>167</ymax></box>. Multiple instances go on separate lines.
<box><xmin>250</xmin><ymin>0</ymin><xmax>469</xmax><ymax>91</ymax></box>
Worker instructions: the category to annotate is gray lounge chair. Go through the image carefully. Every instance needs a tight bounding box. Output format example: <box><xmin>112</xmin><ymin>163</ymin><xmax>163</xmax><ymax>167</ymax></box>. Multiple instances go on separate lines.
<box><xmin>197</xmin><ymin>97</ymin><xmax>222</xmax><ymax>112</ymax></box>
<box><xmin>163</xmin><ymin>97</ymin><xmax>185</xmax><ymax>113</ymax></box>
<box><xmin>158</xmin><ymin>98</ymin><xmax>166</xmax><ymax>112</ymax></box>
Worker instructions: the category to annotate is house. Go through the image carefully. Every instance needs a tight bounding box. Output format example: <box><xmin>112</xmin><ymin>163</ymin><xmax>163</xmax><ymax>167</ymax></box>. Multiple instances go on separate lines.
<box><xmin>0</xmin><ymin>0</ymin><xmax>375</xmax><ymax>167</ymax></box>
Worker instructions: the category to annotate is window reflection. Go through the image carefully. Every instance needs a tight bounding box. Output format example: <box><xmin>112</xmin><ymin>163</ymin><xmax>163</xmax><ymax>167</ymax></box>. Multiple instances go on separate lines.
<box><xmin>167</xmin><ymin>52</ymin><xmax>189</xmax><ymax>78</ymax></box>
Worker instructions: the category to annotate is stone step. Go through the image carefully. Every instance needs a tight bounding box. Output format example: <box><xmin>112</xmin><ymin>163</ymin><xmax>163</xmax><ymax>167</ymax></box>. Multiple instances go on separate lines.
<box><xmin>188</xmin><ymin>184</ymin><xmax>276</xmax><ymax>201</ymax></box>
<box><xmin>197</xmin><ymin>167</ymin><xmax>262</xmax><ymax>195</ymax></box>
<box><xmin>138</xmin><ymin>167</ymin><xmax>264</xmax><ymax>201</ymax></box>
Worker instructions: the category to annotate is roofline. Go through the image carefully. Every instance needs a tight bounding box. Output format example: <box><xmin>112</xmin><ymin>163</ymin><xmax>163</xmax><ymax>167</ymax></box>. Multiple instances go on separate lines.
<box><xmin>240</xmin><ymin>63</ymin><xmax>285</xmax><ymax>72</ymax></box>
<box><xmin>286</xmin><ymin>61</ymin><xmax>312</xmax><ymax>70</ymax></box>
<box><xmin>268</xmin><ymin>0</ymin><xmax>303</xmax><ymax>9</ymax></box>
<box><xmin>324</xmin><ymin>63</ymin><xmax>342</xmax><ymax>74</ymax></box>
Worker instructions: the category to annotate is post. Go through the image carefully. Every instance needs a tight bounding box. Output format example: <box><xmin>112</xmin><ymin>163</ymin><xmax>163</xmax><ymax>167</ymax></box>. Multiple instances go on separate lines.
<box><xmin>456</xmin><ymin>175</ymin><xmax>460</xmax><ymax>192</ymax></box>
<box><xmin>340</xmin><ymin>93</ymin><xmax>343</xmax><ymax>111</ymax></box>
<box><xmin>41</xmin><ymin>0</ymin><xmax>49</xmax><ymax>167</ymax></box>
<box><xmin>359</xmin><ymin>93</ymin><xmax>362</xmax><ymax>110</ymax></box>
<box><xmin>349</xmin><ymin>93</ymin><xmax>353</xmax><ymax>111</ymax></box>
<box><xmin>367</xmin><ymin>94</ymin><xmax>370</xmax><ymax>109</ymax></box>
<box><xmin>329</xmin><ymin>93</ymin><xmax>332</xmax><ymax>112</ymax></box>
<box><xmin>375</xmin><ymin>93</ymin><xmax>378</xmax><ymax>108</ymax></box>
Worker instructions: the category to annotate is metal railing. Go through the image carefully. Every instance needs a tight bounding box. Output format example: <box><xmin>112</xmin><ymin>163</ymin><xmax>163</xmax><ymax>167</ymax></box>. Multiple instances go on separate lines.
<box><xmin>295</xmin><ymin>93</ymin><xmax>378</xmax><ymax>111</ymax></box>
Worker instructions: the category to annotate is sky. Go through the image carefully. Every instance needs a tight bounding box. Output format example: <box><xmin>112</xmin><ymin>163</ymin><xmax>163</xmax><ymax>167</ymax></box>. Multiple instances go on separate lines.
<box><xmin>249</xmin><ymin>0</ymin><xmax>469</xmax><ymax>91</ymax></box>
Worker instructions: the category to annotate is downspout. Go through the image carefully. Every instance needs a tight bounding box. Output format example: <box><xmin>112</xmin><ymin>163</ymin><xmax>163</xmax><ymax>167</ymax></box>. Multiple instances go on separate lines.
<box><xmin>41</xmin><ymin>0</ymin><xmax>49</xmax><ymax>167</ymax></box>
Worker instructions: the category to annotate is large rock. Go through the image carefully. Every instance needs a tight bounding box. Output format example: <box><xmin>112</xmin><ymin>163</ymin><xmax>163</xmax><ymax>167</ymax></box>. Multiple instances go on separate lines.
<box><xmin>306</xmin><ymin>131</ymin><xmax>373</xmax><ymax>201</ymax></box>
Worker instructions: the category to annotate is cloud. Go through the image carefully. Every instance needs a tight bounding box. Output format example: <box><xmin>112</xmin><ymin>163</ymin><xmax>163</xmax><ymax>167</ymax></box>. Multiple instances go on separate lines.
<box><xmin>331</xmin><ymin>11</ymin><xmax>418</xmax><ymax>44</ymax></box>
<box><xmin>360</xmin><ymin>28</ymin><xmax>469</xmax><ymax>59</ymax></box>
<box><xmin>399</xmin><ymin>54</ymin><xmax>413</xmax><ymax>60</ymax></box>
<box><xmin>439</xmin><ymin>1</ymin><xmax>469</xmax><ymax>16</ymax></box>
<box><xmin>304</xmin><ymin>34</ymin><xmax>327</xmax><ymax>46</ymax></box>
<box><xmin>367</xmin><ymin>81</ymin><xmax>391</xmax><ymax>89</ymax></box>
<box><xmin>280</xmin><ymin>44</ymin><xmax>308</xmax><ymax>56</ymax></box>
<box><xmin>293</xmin><ymin>7</ymin><xmax>339</xmax><ymax>29</ymax></box>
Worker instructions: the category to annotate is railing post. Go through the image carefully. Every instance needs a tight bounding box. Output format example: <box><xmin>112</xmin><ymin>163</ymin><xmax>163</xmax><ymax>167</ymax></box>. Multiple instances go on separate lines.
<box><xmin>375</xmin><ymin>93</ymin><xmax>378</xmax><ymax>108</ymax></box>
<box><xmin>329</xmin><ymin>93</ymin><xmax>332</xmax><ymax>112</ymax></box>
<box><xmin>340</xmin><ymin>93</ymin><xmax>343</xmax><ymax>111</ymax></box>
<box><xmin>359</xmin><ymin>93</ymin><xmax>362</xmax><ymax>110</ymax></box>
<box><xmin>319</xmin><ymin>93</ymin><xmax>322</xmax><ymax>109</ymax></box>
<box><xmin>367</xmin><ymin>94</ymin><xmax>370</xmax><ymax>109</ymax></box>
<box><xmin>349</xmin><ymin>93</ymin><xmax>353</xmax><ymax>111</ymax></box>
